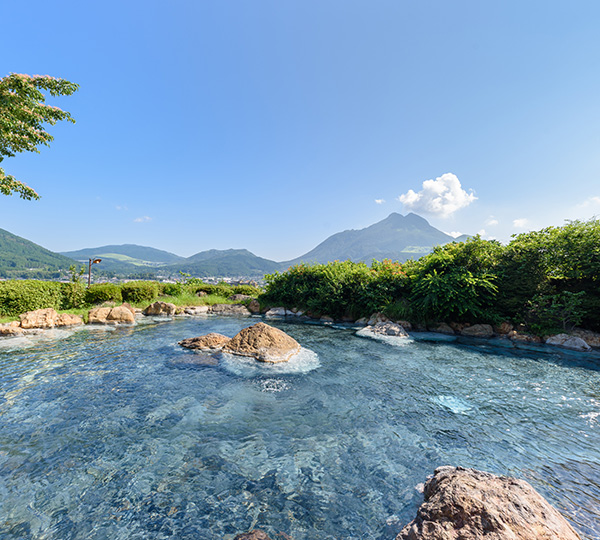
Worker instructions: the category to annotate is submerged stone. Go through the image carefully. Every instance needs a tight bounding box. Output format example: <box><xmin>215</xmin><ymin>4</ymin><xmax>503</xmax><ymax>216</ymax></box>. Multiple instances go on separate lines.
<box><xmin>398</xmin><ymin>466</ymin><xmax>581</xmax><ymax>540</ymax></box>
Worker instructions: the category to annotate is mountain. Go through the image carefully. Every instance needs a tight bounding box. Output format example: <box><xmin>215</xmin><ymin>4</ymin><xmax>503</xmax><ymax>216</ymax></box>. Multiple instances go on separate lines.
<box><xmin>0</xmin><ymin>227</ymin><xmax>78</xmax><ymax>279</ymax></box>
<box><xmin>170</xmin><ymin>249</ymin><xmax>280</xmax><ymax>277</ymax></box>
<box><xmin>1</xmin><ymin>213</ymin><xmax>472</xmax><ymax>280</ymax></box>
<box><xmin>61</xmin><ymin>245</ymin><xmax>280</xmax><ymax>278</ymax></box>
<box><xmin>60</xmin><ymin>244</ymin><xmax>184</xmax><ymax>273</ymax></box>
<box><xmin>282</xmin><ymin>213</ymin><xmax>459</xmax><ymax>266</ymax></box>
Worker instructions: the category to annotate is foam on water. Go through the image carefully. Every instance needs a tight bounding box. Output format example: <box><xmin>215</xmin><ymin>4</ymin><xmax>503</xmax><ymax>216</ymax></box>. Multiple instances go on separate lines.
<box><xmin>0</xmin><ymin>327</ymin><xmax>82</xmax><ymax>351</ymax></box>
<box><xmin>219</xmin><ymin>347</ymin><xmax>320</xmax><ymax>377</ymax></box>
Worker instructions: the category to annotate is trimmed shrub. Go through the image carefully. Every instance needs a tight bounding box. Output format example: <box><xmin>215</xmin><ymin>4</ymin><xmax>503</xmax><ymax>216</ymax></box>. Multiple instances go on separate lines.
<box><xmin>120</xmin><ymin>281</ymin><xmax>159</xmax><ymax>303</ymax></box>
<box><xmin>162</xmin><ymin>283</ymin><xmax>183</xmax><ymax>297</ymax></box>
<box><xmin>85</xmin><ymin>283</ymin><xmax>123</xmax><ymax>305</ymax></box>
<box><xmin>186</xmin><ymin>282</ymin><xmax>233</xmax><ymax>298</ymax></box>
<box><xmin>0</xmin><ymin>280</ymin><xmax>64</xmax><ymax>317</ymax></box>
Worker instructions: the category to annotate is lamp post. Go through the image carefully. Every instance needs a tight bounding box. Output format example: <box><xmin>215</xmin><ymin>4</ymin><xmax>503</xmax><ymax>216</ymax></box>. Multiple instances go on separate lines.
<box><xmin>88</xmin><ymin>258</ymin><xmax>102</xmax><ymax>287</ymax></box>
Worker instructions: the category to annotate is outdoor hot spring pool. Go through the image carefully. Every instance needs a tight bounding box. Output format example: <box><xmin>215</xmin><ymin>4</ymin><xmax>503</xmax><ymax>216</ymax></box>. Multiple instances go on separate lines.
<box><xmin>0</xmin><ymin>316</ymin><xmax>599</xmax><ymax>539</ymax></box>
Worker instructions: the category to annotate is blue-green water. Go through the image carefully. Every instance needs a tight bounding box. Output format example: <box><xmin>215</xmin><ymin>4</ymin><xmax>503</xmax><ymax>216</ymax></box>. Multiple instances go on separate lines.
<box><xmin>0</xmin><ymin>316</ymin><xmax>599</xmax><ymax>539</ymax></box>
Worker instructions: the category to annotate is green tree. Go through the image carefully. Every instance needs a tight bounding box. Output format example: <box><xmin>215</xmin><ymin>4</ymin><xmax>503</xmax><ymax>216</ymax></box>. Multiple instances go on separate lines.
<box><xmin>0</xmin><ymin>73</ymin><xmax>79</xmax><ymax>200</ymax></box>
<box><xmin>406</xmin><ymin>237</ymin><xmax>503</xmax><ymax>322</ymax></box>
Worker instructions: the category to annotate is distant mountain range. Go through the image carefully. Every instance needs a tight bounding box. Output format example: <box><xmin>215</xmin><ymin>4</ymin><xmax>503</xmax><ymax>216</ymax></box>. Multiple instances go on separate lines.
<box><xmin>282</xmin><ymin>212</ymin><xmax>469</xmax><ymax>266</ymax></box>
<box><xmin>0</xmin><ymin>213</ymin><xmax>470</xmax><ymax>279</ymax></box>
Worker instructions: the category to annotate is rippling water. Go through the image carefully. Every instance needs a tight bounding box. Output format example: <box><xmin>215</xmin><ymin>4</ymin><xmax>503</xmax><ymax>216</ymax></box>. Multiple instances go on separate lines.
<box><xmin>0</xmin><ymin>316</ymin><xmax>599</xmax><ymax>539</ymax></box>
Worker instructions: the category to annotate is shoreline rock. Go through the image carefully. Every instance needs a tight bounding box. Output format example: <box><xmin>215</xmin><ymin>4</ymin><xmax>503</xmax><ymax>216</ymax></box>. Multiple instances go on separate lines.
<box><xmin>398</xmin><ymin>466</ymin><xmax>581</xmax><ymax>540</ymax></box>
<box><xmin>208</xmin><ymin>303</ymin><xmax>251</xmax><ymax>316</ymax></box>
<box><xmin>143</xmin><ymin>301</ymin><xmax>176</xmax><ymax>316</ymax></box>
<box><xmin>89</xmin><ymin>304</ymin><xmax>135</xmax><ymax>324</ymax></box>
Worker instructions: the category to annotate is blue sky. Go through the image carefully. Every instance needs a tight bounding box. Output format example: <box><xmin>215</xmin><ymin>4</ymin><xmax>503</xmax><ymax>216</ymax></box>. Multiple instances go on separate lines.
<box><xmin>2</xmin><ymin>1</ymin><xmax>599</xmax><ymax>261</ymax></box>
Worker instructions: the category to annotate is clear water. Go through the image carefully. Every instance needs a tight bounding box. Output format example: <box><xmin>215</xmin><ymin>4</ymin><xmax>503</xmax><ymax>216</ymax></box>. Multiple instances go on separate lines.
<box><xmin>0</xmin><ymin>316</ymin><xmax>599</xmax><ymax>540</ymax></box>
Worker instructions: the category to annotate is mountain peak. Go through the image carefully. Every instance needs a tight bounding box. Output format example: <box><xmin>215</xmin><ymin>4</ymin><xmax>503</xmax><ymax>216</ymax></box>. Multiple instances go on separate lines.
<box><xmin>283</xmin><ymin>212</ymin><xmax>457</xmax><ymax>265</ymax></box>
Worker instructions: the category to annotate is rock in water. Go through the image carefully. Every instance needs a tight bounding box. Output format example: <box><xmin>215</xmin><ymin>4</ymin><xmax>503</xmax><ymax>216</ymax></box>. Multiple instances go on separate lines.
<box><xmin>398</xmin><ymin>466</ymin><xmax>581</xmax><ymax>540</ymax></box>
<box><xmin>178</xmin><ymin>333</ymin><xmax>231</xmax><ymax>351</ymax></box>
<box><xmin>222</xmin><ymin>322</ymin><xmax>301</xmax><ymax>363</ymax></box>
<box><xmin>545</xmin><ymin>333</ymin><xmax>592</xmax><ymax>352</ymax></box>
<box><xmin>364</xmin><ymin>321</ymin><xmax>409</xmax><ymax>337</ymax></box>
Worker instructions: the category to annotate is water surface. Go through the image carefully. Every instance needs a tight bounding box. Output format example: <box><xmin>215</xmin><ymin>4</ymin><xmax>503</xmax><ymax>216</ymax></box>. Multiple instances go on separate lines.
<box><xmin>0</xmin><ymin>317</ymin><xmax>599</xmax><ymax>539</ymax></box>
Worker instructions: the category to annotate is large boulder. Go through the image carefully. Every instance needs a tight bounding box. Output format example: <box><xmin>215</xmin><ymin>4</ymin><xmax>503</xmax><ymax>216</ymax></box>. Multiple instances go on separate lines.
<box><xmin>19</xmin><ymin>308</ymin><xmax>58</xmax><ymax>329</ymax></box>
<box><xmin>460</xmin><ymin>324</ymin><xmax>494</xmax><ymax>338</ymax></box>
<box><xmin>143</xmin><ymin>301</ymin><xmax>176</xmax><ymax>316</ymax></box>
<box><xmin>546</xmin><ymin>333</ymin><xmax>592</xmax><ymax>352</ymax></box>
<box><xmin>222</xmin><ymin>322</ymin><xmax>301</xmax><ymax>363</ymax></box>
<box><xmin>179</xmin><ymin>333</ymin><xmax>231</xmax><ymax>351</ymax></box>
<box><xmin>398</xmin><ymin>466</ymin><xmax>581</xmax><ymax>540</ymax></box>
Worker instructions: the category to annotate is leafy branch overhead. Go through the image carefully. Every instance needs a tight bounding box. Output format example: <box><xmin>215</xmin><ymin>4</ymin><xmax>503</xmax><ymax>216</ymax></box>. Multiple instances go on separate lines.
<box><xmin>0</xmin><ymin>73</ymin><xmax>79</xmax><ymax>200</ymax></box>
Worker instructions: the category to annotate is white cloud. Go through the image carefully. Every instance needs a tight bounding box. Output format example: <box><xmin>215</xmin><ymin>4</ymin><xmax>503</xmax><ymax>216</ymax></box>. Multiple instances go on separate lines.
<box><xmin>512</xmin><ymin>218</ymin><xmax>529</xmax><ymax>229</ymax></box>
<box><xmin>485</xmin><ymin>217</ymin><xmax>499</xmax><ymax>226</ymax></box>
<box><xmin>397</xmin><ymin>173</ymin><xmax>476</xmax><ymax>217</ymax></box>
<box><xmin>134</xmin><ymin>216</ymin><xmax>152</xmax><ymax>223</ymax></box>
<box><xmin>115</xmin><ymin>205</ymin><xmax>128</xmax><ymax>211</ymax></box>
<box><xmin>375</xmin><ymin>199</ymin><xmax>385</xmax><ymax>205</ymax></box>
<box><xmin>577</xmin><ymin>196</ymin><xmax>600</xmax><ymax>209</ymax></box>
<box><xmin>445</xmin><ymin>231</ymin><xmax>464</xmax><ymax>238</ymax></box>
<box><xmin>477</xmin><ymin>229</ymin><xmax>487</xmax><ymax>237</ymax></box>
